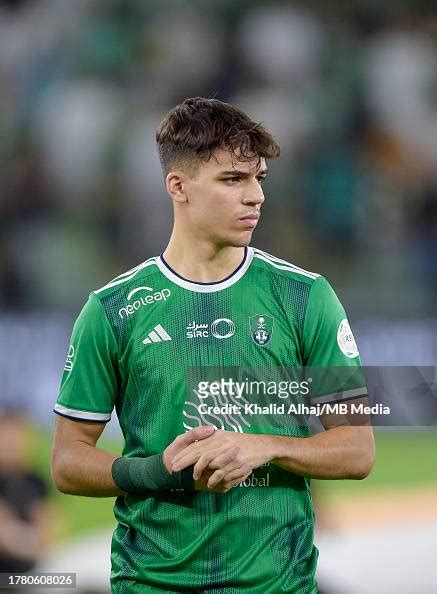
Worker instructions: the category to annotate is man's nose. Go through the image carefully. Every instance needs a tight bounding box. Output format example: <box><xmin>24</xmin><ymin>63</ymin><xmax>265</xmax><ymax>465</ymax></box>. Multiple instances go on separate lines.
<box><xmin>243</xmin><ymin>181</ymin><xmax>265</xmax><ymax>206</ymax></box>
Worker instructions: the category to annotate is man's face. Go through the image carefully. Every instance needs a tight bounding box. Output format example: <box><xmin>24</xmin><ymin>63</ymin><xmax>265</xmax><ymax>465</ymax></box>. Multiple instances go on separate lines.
<box><xmin>180</xmin><ymin>148</ymin><xmax>267</xmax><ymax>247</ymax></box>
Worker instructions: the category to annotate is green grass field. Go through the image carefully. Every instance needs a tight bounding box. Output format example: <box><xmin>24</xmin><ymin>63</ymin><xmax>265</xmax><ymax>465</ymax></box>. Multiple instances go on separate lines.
<box><xmin>34</xmin><ymin>428</ymin><xmax>437</xmax><ymax>540</ymax></box>
<box><xmin>315</xmin><ymin>428</ymin><xmax>437</xmax><ymax>491</ymax></box>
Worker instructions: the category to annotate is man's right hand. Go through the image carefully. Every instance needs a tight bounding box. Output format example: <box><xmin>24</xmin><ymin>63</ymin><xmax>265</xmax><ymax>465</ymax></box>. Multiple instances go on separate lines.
<box><xmin>162</xmin><ymin>426</ymin><xmax>252</xmax><ymax>493</ymax></box>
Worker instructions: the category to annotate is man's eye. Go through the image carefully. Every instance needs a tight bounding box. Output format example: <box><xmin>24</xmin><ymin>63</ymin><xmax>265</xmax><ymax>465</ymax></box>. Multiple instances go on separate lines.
<box><xmin>257</xmin><ymin>177</ymin><xmax>266</xmax><ymax>184</ymax></box>
<box><xmin>225</xmin><ymin>178</ymin><xmax>240</xmax><ymax>183</ymax></box>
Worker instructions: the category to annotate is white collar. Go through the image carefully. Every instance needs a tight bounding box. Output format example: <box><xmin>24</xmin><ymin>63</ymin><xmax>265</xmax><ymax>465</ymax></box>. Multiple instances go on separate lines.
<box><xmin>156</xmin><ymin>247</ymin><xmax>254</xmax><ymax>293</ymax></box>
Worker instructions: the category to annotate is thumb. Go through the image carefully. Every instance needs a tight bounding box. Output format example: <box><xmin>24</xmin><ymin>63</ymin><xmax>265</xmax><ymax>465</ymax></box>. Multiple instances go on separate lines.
<box><xmin>178</xmin><ymin>425</ymin><xmax>215</xmax><ymax>446</ymax></box>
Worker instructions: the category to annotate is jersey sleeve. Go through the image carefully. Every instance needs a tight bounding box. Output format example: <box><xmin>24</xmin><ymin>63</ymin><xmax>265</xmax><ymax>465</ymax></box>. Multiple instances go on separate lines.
<box><xmin>54</xmin><ymin>292</ymin><xmax>119</xmax><ymax>422</ymax></box>
<box><xmin>302</xmin><ymin>276</ymin><xmax>367</xmax><ymax>404</ymax></box>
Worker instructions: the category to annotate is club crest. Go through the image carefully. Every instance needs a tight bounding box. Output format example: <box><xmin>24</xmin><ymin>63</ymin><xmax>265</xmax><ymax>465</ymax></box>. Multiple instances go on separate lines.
<box><xmin>250</xmin><ymin>315</ymin><xmax>274</xmax><ymax>346</ymax></box>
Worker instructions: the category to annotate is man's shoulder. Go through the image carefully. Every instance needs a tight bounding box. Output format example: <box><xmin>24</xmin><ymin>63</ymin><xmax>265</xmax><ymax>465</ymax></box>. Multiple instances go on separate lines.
<box><xmin>92</xmin><ymin>256</ymin><xmax>160</xmax><ymax>300</ymax></box>
<box><xmin>251</xmin><ymin>247</ymin><xmax>321</xmax><ymax>286</ymax></box>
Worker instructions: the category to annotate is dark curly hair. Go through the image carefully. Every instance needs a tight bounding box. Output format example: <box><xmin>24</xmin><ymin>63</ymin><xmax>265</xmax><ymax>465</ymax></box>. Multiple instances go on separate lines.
<box><xmin>156</xmin><ymin>97</ymin><xmax>280</xmax><ymax>176</ymax></box>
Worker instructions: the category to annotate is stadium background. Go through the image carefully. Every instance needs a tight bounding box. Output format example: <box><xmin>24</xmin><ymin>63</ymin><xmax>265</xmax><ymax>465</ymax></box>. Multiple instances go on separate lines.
<box><xmin>0</xmin><ymin>0</ymin><xmax>436</xmax><ymax>592</ymax></box>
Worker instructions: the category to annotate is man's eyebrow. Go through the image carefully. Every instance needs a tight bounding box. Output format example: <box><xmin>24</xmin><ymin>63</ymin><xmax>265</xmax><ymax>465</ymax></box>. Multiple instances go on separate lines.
<box><xmin>219</xmin><ymin>168</ymin><xmax>268</xmax><ymax>177</ymax></box>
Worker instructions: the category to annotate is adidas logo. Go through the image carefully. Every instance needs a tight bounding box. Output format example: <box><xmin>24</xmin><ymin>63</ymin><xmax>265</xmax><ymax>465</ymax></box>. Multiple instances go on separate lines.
<box><xmin>142</xmin><ymin>324</ymin><xmax>172</xmax><ymax>344</ymax></box>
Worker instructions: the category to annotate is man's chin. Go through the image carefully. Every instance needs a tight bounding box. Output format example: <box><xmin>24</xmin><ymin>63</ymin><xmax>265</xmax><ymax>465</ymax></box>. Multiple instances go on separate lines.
<box><xmin>228</xmin><ymin>235</ymin><xmax>252</xmax><ymax>248</ymax></box>
<box><xmin>230</xmin><ymin>229</ymin><xmax>254</xmax><ymax>248</ymax></box>
<box><xmin>212</xmin><ymin>230</ymin><xmax>253</xmax><ymax>249</ymax></box>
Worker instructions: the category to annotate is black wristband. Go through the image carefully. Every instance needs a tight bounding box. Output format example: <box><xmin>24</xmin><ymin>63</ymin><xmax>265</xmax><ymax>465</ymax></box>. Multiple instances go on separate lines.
<box><xmin>112</xmin><ymin>454</ymin><xmax>194</xmax><ymax>494</ymax></box>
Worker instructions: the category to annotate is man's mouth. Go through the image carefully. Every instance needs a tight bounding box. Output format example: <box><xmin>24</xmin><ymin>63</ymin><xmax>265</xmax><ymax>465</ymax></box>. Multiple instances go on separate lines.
<box><xmin>238</xmin><ymin>213</ymin><xmax>260</xmax><ymax>228</ymax></box>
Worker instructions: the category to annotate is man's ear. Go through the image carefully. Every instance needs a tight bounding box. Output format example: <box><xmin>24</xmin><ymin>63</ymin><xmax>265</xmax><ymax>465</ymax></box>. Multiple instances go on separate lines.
<box><xmin>166</xmin><ymin>171</ymin><xmax>189</xmax><ymax>204</ymax></box>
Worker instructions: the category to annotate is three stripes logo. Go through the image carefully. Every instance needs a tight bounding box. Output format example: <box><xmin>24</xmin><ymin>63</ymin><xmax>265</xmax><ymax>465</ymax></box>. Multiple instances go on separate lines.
<box><xmin>142</xmin><ymin>324</ymin><xmax>172</xmax><ymax>345</ymax></box>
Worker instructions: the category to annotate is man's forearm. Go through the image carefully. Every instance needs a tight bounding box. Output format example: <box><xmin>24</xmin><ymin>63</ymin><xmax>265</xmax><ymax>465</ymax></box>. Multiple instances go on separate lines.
<box><xmin>268</xmin><ymin>426</ymin><xmax>375</xmax><ymax>480</ymax></box>
<box><xmin>51</xmin><ymin>423</ymin><xmax>240</xmax><ymax>496</ymax></box>
<box><xmin>51</xmin><ymin>441</ymin><xmax>123</xmax><ymax>497</ymax></box>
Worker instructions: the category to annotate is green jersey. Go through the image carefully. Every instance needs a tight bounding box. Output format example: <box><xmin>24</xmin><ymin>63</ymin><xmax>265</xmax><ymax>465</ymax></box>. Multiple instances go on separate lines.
<box><xmin>55</xmin><ymin>247</ymin><xmax>366</xmax><ymax>593</ymax></box>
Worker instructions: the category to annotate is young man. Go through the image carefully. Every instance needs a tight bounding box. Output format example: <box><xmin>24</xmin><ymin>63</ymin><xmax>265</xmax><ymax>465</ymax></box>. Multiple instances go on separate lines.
<box><xmin>52</xmin><ymin>97</ymin><xmax>374</xmax><ymax>593</ymax></box>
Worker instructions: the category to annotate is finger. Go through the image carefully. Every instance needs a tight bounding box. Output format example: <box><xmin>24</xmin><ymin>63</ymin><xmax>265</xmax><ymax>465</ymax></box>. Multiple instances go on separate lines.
<box><xmin>171</xmin><ymin>450</ymin><xmax>200</xmax><ymax>471</ymax></box>
<box><xmin>207</xmin><ymin>446</ymin><xmax>241</xmax><ymax>471</ymax></box>
<box><xmin>218</xmin><ymin>467</ymin><xmax>252</xmax><ymax>492</ymax></box>
<box><xmin>192</xmin><ymin>449</ymin><xmax>219</xmax><ymax>481</ymax></box>
<box><xmin>207</xmin><ymin>460</ymin><xmax>250</xmax><ymax>490</ymax></box>
<box><xmin>171</xmin><ymin>442</ymin><xmax>196</xmax><ymax>465</ymax></box>
<box><xmin>193</xmin><ymin>446</ymin><xmax>239</xmax><ymax>480</ymax></box>
<box><xmin>204</xmin><ymin>448</ymin><xmax>244</xmax><ymax>486</ymax></box>
<box><xmin>223</xmin><ymin>464</ymin><xmax>252</xmax><ymax>484</ymax></box>
<box><xmin>174</xmin><ymin>428</ymin><xmax>227</xmax><ymax>463</ymax></box>
<box><xmin>176</xmin><ymin>425</ymin><xmax>215</xmax><ymax>448</ymax></box>
<box><xmin>171</xmin><ymin>427</ymin><xmax>215</xmax><ymax>466</ymax></box>
<box><xmin>222</xmin><ymin>469</ymin><xmax>253</xmax><ymax>492</ymax></box>
<box><xmin>172</xmin><ymin>427</ymin><xmax>218</xmax><ymax>465</ymax></box>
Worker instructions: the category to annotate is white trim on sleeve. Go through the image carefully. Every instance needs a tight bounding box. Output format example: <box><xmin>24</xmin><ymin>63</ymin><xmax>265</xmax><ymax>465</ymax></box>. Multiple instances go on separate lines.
<box><xmin>54</xmin><ymin>403</ymin><xmax>111</xmax><ymax>422</ymax></box>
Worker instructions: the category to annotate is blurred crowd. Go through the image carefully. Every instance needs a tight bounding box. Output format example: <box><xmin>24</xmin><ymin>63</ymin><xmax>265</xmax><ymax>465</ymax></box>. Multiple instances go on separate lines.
<box><xmin>1</xmin><ymin>0</ymin><xmax>437</xmax><ymax>318</ymax></box>
<box><xmin>0</xmin><ymin>409</ymin><xmax>54</xmax><ymax>580</ymax></box>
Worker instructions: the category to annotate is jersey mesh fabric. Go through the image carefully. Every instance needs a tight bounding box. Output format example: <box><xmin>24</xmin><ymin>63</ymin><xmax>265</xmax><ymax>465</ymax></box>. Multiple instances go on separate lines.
<box><xmin>56</xmin><ymin>248</ymin><xmax>365</xmax><ymax>593</ymax></box>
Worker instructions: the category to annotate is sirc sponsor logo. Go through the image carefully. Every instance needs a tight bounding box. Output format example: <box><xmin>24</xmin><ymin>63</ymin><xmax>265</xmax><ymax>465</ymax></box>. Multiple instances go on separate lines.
<box><xmin>186</xmin><ymin>318</ymin><xmax>235</xmax><ymax>339</ymax></box>
<box><xmin>118</xmin><ymin>286</ymin><xmax>171</xmax><ymax>319</ymax></box>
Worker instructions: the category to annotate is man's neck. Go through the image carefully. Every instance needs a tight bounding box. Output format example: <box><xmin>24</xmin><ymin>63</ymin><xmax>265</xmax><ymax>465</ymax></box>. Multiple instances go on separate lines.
<box><xmin>162</xmin><ymin>235</ymin><xmax>246</xmax><ymax>284</ymax></box>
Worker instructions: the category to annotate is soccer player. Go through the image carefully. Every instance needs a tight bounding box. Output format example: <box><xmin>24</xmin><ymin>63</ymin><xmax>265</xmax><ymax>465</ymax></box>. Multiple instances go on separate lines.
<box><xmin>51</xmin><ymin>97</ymin><xmax>375</xmax><ymax>593</ymax></box>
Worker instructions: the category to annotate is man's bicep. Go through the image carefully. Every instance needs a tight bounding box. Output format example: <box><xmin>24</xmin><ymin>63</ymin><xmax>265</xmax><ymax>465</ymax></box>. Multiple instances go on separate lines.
<box><xmin>51</xmin><ymin>413</ymin><xmax>122</xmax><ymax>497</ymax></box>
<box><xmin>53</xmin><ymin>415</ymin><xmax>107</xmax><ymax>452</ymax></box>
